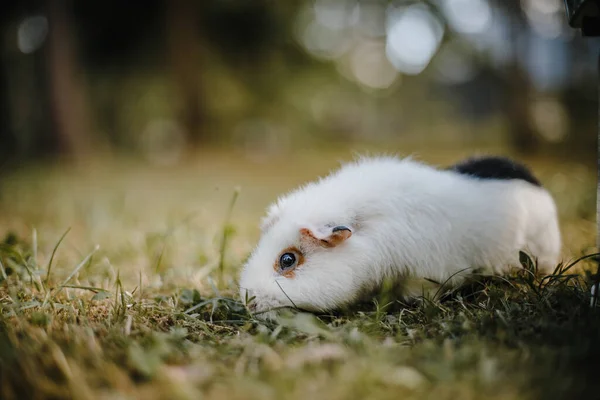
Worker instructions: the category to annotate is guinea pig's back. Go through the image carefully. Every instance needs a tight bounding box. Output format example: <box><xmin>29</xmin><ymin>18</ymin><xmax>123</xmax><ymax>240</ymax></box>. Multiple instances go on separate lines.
<box><xmin>415</xmin><ymin>175</ymin><xmax>560</xmax><ymax>276</ymax></box>
<box><xmin>278</xmin><ymin>156</ymin><xmax>559</xmax><ymax>278</ymax></box>
<box><xmin>346</xmin><ymin>159</ymin><xmax>560</xmax><ymax>280</ymax></box>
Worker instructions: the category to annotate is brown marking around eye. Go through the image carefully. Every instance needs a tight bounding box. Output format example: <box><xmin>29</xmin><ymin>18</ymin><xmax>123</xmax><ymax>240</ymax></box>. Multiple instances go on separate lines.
<box><xmin>273</xmin><ymin>246</ymin><xmax>304</xmax><ymax>278</ymax></box>
<box><xmin>299</xmin><ymin>228</ymin><xmax>317</xmax><ymax>243</ymax></box>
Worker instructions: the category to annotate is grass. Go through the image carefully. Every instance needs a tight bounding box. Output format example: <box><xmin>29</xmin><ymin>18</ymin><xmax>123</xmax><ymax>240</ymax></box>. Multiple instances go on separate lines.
<box><xmin>0</xmin><ymin>146</ymin><xmax>599</xmax><ymax>400</ymax></box>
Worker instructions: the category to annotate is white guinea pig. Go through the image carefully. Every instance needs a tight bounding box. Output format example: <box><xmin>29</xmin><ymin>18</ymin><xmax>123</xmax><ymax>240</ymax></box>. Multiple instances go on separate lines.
<box><xmin>239</xmin><ymin>155</ymin><xmax>561</xmax><ymax>319</ymax></box>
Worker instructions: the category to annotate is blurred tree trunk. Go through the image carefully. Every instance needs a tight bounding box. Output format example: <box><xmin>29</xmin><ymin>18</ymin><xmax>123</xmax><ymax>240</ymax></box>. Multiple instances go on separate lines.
<box><xmin>495</xmin><ymin>0</ymin><xmax>539</xmax><ymax>155</ymax></box>
<box><xmin>504</xmin><ymin>63</ymin><xmax>538</xmax><ymax>154</ymax></box>
<box><xmin>167</xmin><ymin>0</ymin><xmax>207</xmax><ymax>145</ymax></box>
<box><xmin>0</xmin><ymin>53</ymin><xmax>12</xmax><ymax>163</ymax></box>
<box><xmin>0</xmin><ymin>3</ymin><xmax>17</xmax><ymax>164</ymax></box>
<box><xmin>45</xmin><ymin>0</ymin><xmax>92</xmax><ymax>158</ymax></box>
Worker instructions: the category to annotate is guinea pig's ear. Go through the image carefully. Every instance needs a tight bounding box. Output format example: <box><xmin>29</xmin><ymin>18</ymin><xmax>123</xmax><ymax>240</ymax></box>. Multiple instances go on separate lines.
<box><xmin>300</xmin><ymin>225</ymin><xmax>352</xmax><ymax>248</ymax></box>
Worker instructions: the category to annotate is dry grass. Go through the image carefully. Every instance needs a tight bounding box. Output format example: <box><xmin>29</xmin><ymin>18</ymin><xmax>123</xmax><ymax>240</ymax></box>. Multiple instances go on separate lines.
<box><xmin>0</xmin><ymin>145</ymin><xmax>598</xmax><ymax>400</ymax></box>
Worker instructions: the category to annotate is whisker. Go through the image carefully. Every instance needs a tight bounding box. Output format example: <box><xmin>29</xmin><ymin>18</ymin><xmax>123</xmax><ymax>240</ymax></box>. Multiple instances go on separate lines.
<box><xmin>275</xmin><ymin>280</ymin><xmax>299</xmax><ymax>310</ymax></box>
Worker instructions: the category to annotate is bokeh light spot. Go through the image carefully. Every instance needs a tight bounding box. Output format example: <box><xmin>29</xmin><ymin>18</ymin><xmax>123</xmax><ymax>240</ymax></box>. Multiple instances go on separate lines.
<box><xmin>301</xmin><ymin>19</ymin><xmax>352</xmax><ymax>60</ymax></box>
<box><xmin>350</xmin><ymin>40</ymin><xmax>399</xmax><ymax>89</ymax></box>
<box><xmin>313</xmin><ymin>0</ymin><xmax>358</xmax><ymax>31</ymax></box>
<box><xmin>385</xmin><ymin>5</ymin><xmax>444</xmax><ymax>75</ymax></box>
<box><xmin>530</xmin><ymin>97</ymin><xmax>568</xmax><ymax>143</ymax></box>
<box><xmin>521</xmin><ymin>0</ymin><xmax>565</xmax><ymax>39</ymax></box>
<box><xmin>17</xmin><ymin>15</ymin><xmax>49</xmax><ymax>54</ymax></box>
<box><xmin>441</xmin><ymin>0</ymin><xmax>492</xmax><ymax>35</ymax></box>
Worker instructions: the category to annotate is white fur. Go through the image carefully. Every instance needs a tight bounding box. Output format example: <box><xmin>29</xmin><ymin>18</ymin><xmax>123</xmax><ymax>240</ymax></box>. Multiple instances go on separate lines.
<box><xmin>239</xmin><ymin>156</ymin><xmax>561</xmax><ymax>319</ymax></box>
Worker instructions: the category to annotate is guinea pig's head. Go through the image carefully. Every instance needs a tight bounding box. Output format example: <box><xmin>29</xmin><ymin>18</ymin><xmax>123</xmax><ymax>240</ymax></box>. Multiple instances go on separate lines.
<box><xmin>239</xmin><ymin>216</ymin><xmax>367</xmax><ymax>320</ymax></box>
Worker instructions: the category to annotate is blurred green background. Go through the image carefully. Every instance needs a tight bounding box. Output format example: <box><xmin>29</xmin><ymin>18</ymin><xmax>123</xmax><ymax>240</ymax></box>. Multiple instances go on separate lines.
<box><xmin>0</xmin><ymin>0</ymin><xmax>597</xmax><ymax>265</ymax></box>
<box><xmin>1</xmin><ymin>0</ymin><xmax>599</xmax><ymax>165</ymax></box>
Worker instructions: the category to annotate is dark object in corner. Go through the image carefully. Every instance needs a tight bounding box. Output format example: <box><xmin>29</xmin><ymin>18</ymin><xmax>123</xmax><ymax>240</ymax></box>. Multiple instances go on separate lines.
<box><xmin>563</xmin><ymin>0</ymin><xmax>600</xmax><ymax>307</ymax></box>
<box><xmin>450</xmin><ymin>156</ymin><xmax>542</xmax><ymax>187</ymax></box>
<box><xmin>564</xmin><ymin>0</ymin><xmax>600</xmax><ymax>37</ymax></box>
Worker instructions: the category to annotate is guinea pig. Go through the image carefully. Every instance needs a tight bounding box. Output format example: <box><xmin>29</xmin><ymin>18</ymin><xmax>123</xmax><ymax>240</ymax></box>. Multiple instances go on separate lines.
<box><xmin>239</xmin><ymin>155</ymin><xmax>561</xmax><ymax>319</ymax></box>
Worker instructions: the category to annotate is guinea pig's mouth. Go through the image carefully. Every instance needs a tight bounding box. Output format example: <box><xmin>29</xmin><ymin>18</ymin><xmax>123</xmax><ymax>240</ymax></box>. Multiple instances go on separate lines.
<box><xmin>245</xmin><ymin>300</ymin><xmax>312</xmax><ymax>320</ymax></box>
<box><xmin>241</xmin><ymin>282</ymin><xmax>319</xmax><ymax>320</ymax></box>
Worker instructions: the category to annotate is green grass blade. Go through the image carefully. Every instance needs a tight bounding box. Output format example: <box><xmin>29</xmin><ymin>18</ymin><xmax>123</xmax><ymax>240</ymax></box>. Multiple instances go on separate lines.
<box><xmin>45</xmin><ymin>227</ymin><xmax>72</xmax><ymax>285</ymax></box>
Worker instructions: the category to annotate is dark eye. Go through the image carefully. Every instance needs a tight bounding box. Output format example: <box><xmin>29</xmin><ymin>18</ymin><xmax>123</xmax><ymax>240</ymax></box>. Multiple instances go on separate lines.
<box><xmin>279</xmin><ymin>252</ymin><xmax>297</xmax><ymax>270</ymax></box>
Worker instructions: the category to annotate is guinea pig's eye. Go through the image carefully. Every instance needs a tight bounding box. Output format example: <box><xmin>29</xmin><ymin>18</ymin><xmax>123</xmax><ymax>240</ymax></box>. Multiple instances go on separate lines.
<box><xmin>279</xmin><ymin>253</ymin><xmax>297</xmax><ymax>271</ymax></box>
<box><xmin>275</xmin><ymin>247</ymin><xmax>304</xmax><ymax>276</ymax></box>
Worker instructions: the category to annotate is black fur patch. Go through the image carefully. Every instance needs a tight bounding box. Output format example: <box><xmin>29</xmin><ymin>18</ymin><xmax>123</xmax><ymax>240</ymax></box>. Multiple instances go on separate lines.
<box><xmin>449</xmin><ymin>156</ymin><xmax>542</xmax><ymax>187</ymax></box>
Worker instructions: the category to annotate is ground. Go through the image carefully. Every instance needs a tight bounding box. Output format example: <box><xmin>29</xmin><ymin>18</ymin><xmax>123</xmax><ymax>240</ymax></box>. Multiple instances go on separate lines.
<box><xmin>0</xmin><ymin>145</ymin><xmax>599</xmax><ymax>400</ymax></box>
